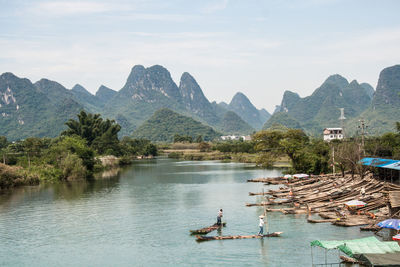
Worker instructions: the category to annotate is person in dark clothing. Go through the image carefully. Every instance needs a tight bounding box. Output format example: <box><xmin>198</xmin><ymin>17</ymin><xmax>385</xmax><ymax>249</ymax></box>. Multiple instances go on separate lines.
<box><xmin>217</xmin><ymin>209</ymin><xmax>223</xmax><ymax>225</ymax></box>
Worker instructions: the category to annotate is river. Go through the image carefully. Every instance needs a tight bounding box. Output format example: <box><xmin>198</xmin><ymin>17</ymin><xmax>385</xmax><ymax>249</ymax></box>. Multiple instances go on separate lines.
<box><xmin>0</xmin><ymin>158</ymin><xmax>371</xmax><ymax>266</ymax></box>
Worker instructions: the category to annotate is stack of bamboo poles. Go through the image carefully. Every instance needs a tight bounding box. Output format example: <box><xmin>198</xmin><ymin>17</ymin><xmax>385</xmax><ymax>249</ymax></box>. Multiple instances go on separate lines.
<box><xmin>247</xmin><ymin>173</ymin><xmax>400</xmax><ymax>227</ymax></box>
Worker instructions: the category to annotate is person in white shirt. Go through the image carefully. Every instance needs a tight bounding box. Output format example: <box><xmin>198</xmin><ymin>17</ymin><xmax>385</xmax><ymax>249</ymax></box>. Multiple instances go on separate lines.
<box><xmin>360</xmin><ymin>186</ymin><xmax>366</xmax><ymax>197</ymax></box>
<box><xmin>258</xmin><ymin>215</ymin><xmax>265</xmax><ymax>236</ymax></box>
<box><xmin>217</xmin><ymin>209</ymin><xmax>223</xmax><ymax>225</ymax></box>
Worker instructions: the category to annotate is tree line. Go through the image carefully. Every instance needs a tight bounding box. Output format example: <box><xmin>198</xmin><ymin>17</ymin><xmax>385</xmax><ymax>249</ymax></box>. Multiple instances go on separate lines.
<box><xmin>211</xmin><ymin>123</ymin><xmax>400</xmax><ymax>177</ymax></box>
<box><xmin>0</xmin><ymin>111</ymin><xmax>157</xmax><ymax>188</ymax></box>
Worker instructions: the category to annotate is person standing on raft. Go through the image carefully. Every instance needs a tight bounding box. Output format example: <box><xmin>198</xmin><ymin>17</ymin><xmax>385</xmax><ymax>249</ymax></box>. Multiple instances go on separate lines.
<box><xmin>258</xmin><ymin>215</ymin><xmax>265</xmax><ymax>236</ymax></box>
<box><xmin>217</xmin><ymin>209</ymin><xmax>223</xmax><ymax>225</ymax></box>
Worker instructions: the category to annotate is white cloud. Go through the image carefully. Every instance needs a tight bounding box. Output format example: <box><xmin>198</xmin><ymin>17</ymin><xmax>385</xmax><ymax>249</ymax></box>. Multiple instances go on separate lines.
<box><xmin>315</xmin><ymin>27</ymin><xmax>400</xmax><ymax>64</ymax></box>
<box><xmin>30</xmin><ymin>1</ymin><xmax>115</xmax><ymax>16</ymax></box>
<box><xmin>201</xmin><ymin>0</ymin><xmax>229</xmax><ymax>14</ymax></box>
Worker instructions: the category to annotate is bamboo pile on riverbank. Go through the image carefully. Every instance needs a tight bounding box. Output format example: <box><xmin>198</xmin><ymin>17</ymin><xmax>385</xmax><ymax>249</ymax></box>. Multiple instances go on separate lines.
<box><xmin>247</xmin><ymin>173</ymin><xmax>400</xmax><ymax>227</ymax></box>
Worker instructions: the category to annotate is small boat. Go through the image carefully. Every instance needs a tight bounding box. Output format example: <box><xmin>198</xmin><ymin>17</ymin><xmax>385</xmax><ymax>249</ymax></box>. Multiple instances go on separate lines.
<box><xmin>195</xmin><ymin>232</ymin><xmax>283</xmax><ymax>241</ymax></box>
<box><xmin>307</xmin><ymin>218</ymin><xmax>336</xmax><ymax>223</ymax></box>
<box><xmin>190</xmin><ymin>222</ymin><xmax>226</xmax><ymax>235</ymax></box>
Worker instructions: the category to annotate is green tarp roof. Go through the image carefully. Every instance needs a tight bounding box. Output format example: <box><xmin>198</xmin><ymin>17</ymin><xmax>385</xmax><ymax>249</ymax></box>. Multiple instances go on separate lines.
<box><xmin>310</xmin><ymin>236</ymin><xmax>400</xmax><ymax>257</ymax></box>
<box><xmin>310</xmin><ymin>236</ymin><xmax>378</xmax><ymax>250</ymax></box>
<box><xmin>338</xmin><ymin>239</ymin><xmax>400</xmax><ymax>257</ymax></box>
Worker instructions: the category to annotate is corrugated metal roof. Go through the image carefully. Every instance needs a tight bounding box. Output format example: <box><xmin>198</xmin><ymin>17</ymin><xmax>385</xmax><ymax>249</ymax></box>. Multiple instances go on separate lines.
<box><xmin>360</xmin><ymin>158</ymin><xmax>400</xmax><ymax>171</ymax></box>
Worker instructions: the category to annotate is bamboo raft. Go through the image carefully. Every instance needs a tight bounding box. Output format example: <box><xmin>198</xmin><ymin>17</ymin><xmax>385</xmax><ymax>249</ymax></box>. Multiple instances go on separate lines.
<box><xmin>190</xmin><ymin>222</ymin><xmax>226</xmax><ymax>235</ymax></box>
<box><xmin>247</xmin><ymin>172</ymin><xmax>400</xmax><ymax>227</ymax></box>
<box><xmin>196</xmin><ymin>232</ymin><xmax>283</xmax><ymax>242</ymax></box>
<box><xmin>307</xmin><ymin>218</ymin><xmax>336</xmax><ymax>223</ymax></box>
<box><xmin>247</xmin><ymin>177</ymin><xmax>288</xmax><ymax>184</ymax></box>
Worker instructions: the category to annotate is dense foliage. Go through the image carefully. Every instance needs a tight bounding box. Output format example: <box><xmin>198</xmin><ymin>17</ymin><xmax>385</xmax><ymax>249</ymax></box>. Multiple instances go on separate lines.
<box><xmin>173</xmin><ymin>134</ymin><xmax>193</xmax><ymax>143</ymax></box>
<box><xmin>120</xmin><ymin>137</ymin><xmax>158</xmax><ymax>157</ymax></box>
<box><xmin>63</xmin><ymin>110</ymin><xmax>121</xmax><ymax>155</ymax></box>
<box><xmin>212</xmin><ymin>140</ymin><xmax>256</xmax><ymax>153</ymax></box>
<box><xmin>220</xmin><ymin>111</ymin><xmax>254</xmax><ymax>135</ymax></box>
<box><xmin>253</xmin><ymin>129</ymin><xmax>338</xmax><ymax>174</ymax></box>
<box><xmin>254</xmin><ymin>122</ymin><xmax>400</xmax><ymax>176</ymax></box>
<box><xmin>0</xmin><ymin>111</ymin><xmax>158</xmax><ymax>187</ymax></box>
<box><xmin>132</xmin><ymin>108</ymin><xmax>221</xmax><ymax>142</ymax></box>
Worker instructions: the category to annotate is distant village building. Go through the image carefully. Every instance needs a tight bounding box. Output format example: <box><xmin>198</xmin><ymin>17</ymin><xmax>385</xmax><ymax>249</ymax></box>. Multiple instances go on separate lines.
<box><xmin>323</xmin><ymin>128</ymin><xmax>344</xmax><ymax>142</ymax></box>
<box><xmin>221</xmin><ymin>135</ymin><xmax>252</xmax><ymax>141</ymax></box>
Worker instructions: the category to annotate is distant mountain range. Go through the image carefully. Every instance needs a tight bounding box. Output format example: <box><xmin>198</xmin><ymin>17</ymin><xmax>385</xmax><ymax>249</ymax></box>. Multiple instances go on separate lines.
<box><xmin>264</xmin><ymin>64</ymin><xmax>400</xmax><ymax>136</ymax></box>
<box><xmin>0</xmin><ymin>65</ymin><xmax>264</xmax><ymax>140</ymax></box>
<box><xmin>1</xmin><ymin>64</ymin><xmax>399</xmax><ymax>141</ymax></box>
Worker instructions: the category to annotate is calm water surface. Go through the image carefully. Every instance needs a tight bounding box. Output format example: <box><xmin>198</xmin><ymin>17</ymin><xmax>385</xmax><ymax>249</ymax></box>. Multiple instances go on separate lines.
<box><xmin>0</xmin><ymin>158</ymin><xmax>371</xmax><ymax>266</ymax></box>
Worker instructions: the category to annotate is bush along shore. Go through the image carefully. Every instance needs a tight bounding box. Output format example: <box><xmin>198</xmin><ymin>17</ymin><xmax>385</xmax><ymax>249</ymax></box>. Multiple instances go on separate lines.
<box><xmin>0</xmin><ymin>111</ymin><xmax>158</xmax><ymax>190</ymax></box>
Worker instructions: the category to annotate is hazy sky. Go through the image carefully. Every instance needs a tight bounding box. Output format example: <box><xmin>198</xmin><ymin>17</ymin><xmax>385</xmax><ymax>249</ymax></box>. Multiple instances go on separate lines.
<box><xmin>1</xmin><ymin>0</ymin><xmax>400</xmax><ymax>113</ymax></box>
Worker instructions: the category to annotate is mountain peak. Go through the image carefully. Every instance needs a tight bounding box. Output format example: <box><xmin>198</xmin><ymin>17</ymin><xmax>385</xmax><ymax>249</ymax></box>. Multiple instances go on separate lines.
<box><xmin>179</xmin><ymin>71</ymin><xmax>212</xmax><ymax>116</ymax></box>
<box><xmin>373</xmin><ymin>64</ymin><xmax>400</xmax><ymax>107</ymax></box>
<box><xmin>126</xmin><ymin>65</ymin><xmax>145</xmax><ymax>84</ymax></box>
<box><xmin>1</xmin><ymin>72</ymin><xmax>19</xmax><ymax>81</ymax></box>
<box><xmin>96</xmin><ymin>85</ymin><xmax>117</xmax><ymax>96</ymax></box>
<box><xmin>96</xmin><ymin>85</ymin><xmax>116</xmax><ymax>99</ymax></box>
<box><xmin>230</xmin><ymin>91</ymin><xmax>251</xmax><ymax>106</ymax></box>
<box><xmin>72</xmin><ymin>84</ymin><xmax>92</xmax><ymax>95</ymax></box>
<box><xmin>324</xmin><ymin>74</ymin><xmax>349</xmax><ymax>88</ymax></box>
<box><xmin>231</xmin><ymin>92</ymin><xmax>248</xmax><ymax>101</ymax></box>
<box><xmin>228</xmin><ymin>91</ymin><xmax>269</xmax><ymax>130</ymax></box>
<box><xmin>280</xmin><ymin>90</ymin><xmax>300</xmax><ymax>112</ymax></box>
<box><xmin>180</xmin><ymin>72</ymin><xmax>195</xmax><ymax>83</ymax></box>
<box><xmin>35</xmin><ymin>78</ymin><xmax>69</xmax><ymax>95</ymax></box>
<box><xmin>349</xmin><ymin>80</ymin><xmax>359</xmax><ymax>86</ymax></box>
<box><xmin>360</xmin><ymin>83</ymin><xmax>374</xmax><ymax>99</ymax></box>
<box><xmin>122</xmin><ymin>64</ymin><xmax>181</xmax><ymax>101</ymax></box>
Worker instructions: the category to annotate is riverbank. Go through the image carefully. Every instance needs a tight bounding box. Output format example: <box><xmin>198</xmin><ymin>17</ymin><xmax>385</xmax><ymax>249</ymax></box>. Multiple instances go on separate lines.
<box><xmin>247</xmin><ymin>172</ymin><xmax>400</xmax><ymax>230</ymax></box>
<box><xmin>162</xmin><ymin>148</ymin><xmax>291</xmax><ymax>167</ymax></box>
<box><xmin>0</xmin><ymin>163</ymin><xmax>40</xmax><ymax>189</ymax></box>
<box><xmin>0</xmin><ymin>155</ymin><xmax>154</xmax><ymax>190</ymax></box>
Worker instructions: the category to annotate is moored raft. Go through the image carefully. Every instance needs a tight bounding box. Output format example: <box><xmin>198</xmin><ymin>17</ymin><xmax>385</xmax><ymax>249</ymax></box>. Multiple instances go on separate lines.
<box><xmin>195</xmin><ymin>232</ymin><xmax>283</xmax><ymax>241</ymax></box>
<box><xmin>190</xmin><ymin>222</ymin><xmax>226</xmax><ymax>235</ymax></box>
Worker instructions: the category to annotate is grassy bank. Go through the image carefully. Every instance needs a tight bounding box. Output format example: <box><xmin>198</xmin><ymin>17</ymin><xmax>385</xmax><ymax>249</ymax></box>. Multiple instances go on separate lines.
<box><xmin>0</xmin><ymin>163</ymin><xmax>40</xmax><ymax>189</ymax></box>
<box><xmin>163</xmin><ymin>148</ymin><xmax>290</xmax><ymax>167</ymax></box>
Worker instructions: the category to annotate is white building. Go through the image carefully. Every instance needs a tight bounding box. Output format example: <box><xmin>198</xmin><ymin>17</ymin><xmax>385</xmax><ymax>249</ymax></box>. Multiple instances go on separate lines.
<box><xmin>323</xmin><ymin>128</ymin><xmax>344</xmax><ymax>142</ymax></box>
<box><xmin>221</xmin><ymin>135</ymin><xmax>252</xmax><ymax>141</ymax></box>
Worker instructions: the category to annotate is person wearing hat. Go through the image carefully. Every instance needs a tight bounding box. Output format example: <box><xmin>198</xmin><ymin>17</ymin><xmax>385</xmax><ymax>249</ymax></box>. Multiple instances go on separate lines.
<box><xmin>217</xmin><ymin>209</ymin><xmax>223</xmax><ymax>225</ymax></box>
<box><xmin>258</xmin><ymin>215</ymin><xmax>265</xmax><ymax>236</ymax></box>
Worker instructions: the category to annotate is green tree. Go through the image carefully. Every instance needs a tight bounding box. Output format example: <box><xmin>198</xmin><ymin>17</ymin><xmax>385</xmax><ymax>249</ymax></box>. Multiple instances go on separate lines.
<box><xmin>173</xmin><ymin>134</ymin><xmax>193</xmax><ymax>143</ymax></box>
<box><xmin>59</xmin><ymin>153</ymin><xmax>87</xmax><ymax>181</ymax></box>
<box><xmin>143</xmin><ymin>144</ymin><xmax>158</xmax><ymax>156</ymax></box>
<box><xmin>279</xmin><ymin>129</ymin><xmax>309</xmax><ymax>171</ymax></box>
<box><xmin>0</xmin><ymin>136</ymin><xmax>8</xmax><ymax>149</ymax></box>
<box><xmin>195</xmin><ymin>135</ymin><xmax>203</xmax><ymax>143</ymax></box>
<box><xmin>47</xmin><ymin>136</ymin><xmax>96</xmax><ymax>175</ymax></box>
<box><xmin>120</xmin><ymin>137</ymin><xmax>156</xmax><ymax>156</ymax></box>
<box><xmin>63</xmin><ymin>110</ymin><xmax>121</xmax><ymax>155</ymax></box>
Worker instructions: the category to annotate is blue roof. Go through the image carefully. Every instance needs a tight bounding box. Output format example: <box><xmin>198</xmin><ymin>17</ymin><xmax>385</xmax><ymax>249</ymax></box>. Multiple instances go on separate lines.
<box><xmin>360</xmin><ymin>157</ymin><xmax>400</xmax><ymax>171</ymax></box>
